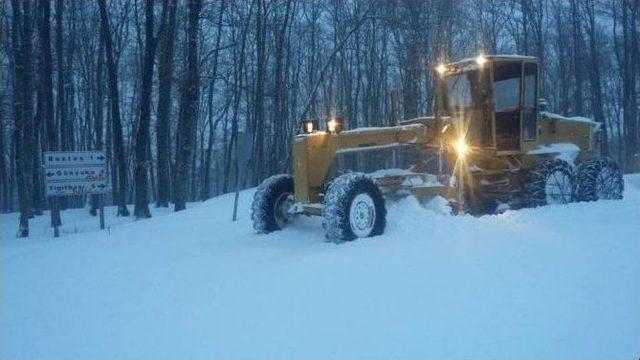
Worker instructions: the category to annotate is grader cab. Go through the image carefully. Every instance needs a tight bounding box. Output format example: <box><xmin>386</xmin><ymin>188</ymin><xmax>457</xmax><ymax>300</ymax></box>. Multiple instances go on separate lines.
<box><xmin>252</xmin><ymin>55</ymin><xmax>624</xmax><ymax>243</ymax></box>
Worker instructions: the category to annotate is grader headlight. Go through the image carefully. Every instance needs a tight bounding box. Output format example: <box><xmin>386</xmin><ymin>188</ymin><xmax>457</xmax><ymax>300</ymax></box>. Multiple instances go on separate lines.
<box><xmin>435</xmin><ymin>63</ymin><xmax>447</xmax><ymax>76</ymax></box>
<box><xmin>475</xmin><ymin>54</ymin><xmax>487</xmax><ymax>67</ymax></box>
<box><xmin>301</xmin><ymin>119</ymin><xmax>318</xmax><ymax>134</ymax></box>
<box><xmin>326</xmin><ymin>116</ymin><xmax>343</xmax><ymax>134</ymax></box>
<box><xmin>453</xmin><ymin>138</ymin><xmax>469</xmax><ymax>157</ymax></box>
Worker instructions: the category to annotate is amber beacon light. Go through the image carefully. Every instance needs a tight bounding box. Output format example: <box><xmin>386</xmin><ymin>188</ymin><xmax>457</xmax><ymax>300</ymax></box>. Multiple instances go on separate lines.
<box><xmin>326</xmin><ymin>116</ymin><xmax>343</xmax><ymax>134</ymax></box>
<box><xmin>301</xmin><ymin>119</ymin><xmax>318</xmax><ymax>134</ymax></box>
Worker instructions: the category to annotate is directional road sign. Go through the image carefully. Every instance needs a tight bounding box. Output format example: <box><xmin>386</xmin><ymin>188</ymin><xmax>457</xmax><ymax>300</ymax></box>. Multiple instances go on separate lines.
<box><xmin>44</xmin><ymin>151</ymin><xmax>109</xmax><ymax>196</ymax></box>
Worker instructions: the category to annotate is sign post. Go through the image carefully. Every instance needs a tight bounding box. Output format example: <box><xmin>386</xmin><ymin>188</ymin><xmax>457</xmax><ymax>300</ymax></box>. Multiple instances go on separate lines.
<box><xmin>43</xmin><ymin>151</ymin><xmax>109</xmax><ymax>237</ymax></box>
<box><xmin>99</xmin><ymin>195</ymin><xmax>105</xmax><ymax>230</ymax></box>
<box><xmin>52</xmin><ymin>198</ymin><xmax>60</xmax><ymax>237</ymax></box>
<box><xmin>232</xmin><ymin>133</ymin><xmax>253</xmax><ymax>222</ymax></box>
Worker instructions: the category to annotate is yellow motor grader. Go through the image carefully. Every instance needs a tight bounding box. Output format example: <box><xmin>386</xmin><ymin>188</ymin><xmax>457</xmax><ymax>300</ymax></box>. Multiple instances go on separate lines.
<box><xmin>252</xmin><ymin>55</ymin><xmax>624</xmax><ymax>243</ymax></box>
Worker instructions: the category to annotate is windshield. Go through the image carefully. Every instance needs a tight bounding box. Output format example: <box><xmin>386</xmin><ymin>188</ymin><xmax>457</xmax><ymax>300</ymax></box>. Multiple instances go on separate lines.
<box><xmin>446</xmin><ymin>72</ymin><xmax>473</xmax><ymax>109</ymax></box>
<box><xmin>442</xmin><ymin>69</ymin><xmax>492</xmax><ymax>146</ymax></box>
<box><xmin>444</xmin><ymin>69</ymin><xmax>490</xmax><ymax>112</ymax></box>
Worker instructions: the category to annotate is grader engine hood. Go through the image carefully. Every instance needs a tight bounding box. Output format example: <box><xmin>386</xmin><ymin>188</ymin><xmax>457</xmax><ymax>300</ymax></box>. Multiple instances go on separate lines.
<box><xmin>292</xmin><ymin>122</ymin><xmax>438</xmax><ymax>203</ymax></box>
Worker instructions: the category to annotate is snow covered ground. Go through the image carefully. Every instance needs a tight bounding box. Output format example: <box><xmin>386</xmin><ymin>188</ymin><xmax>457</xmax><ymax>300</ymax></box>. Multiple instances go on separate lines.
<box><xmin>2</xmin><ymin>175</ymin><xmax>640</xmax><ymax>359</ymax></box>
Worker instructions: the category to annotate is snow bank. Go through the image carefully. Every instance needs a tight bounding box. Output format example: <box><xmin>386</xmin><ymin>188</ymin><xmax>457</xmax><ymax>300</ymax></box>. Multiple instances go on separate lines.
<box><xmin>2</xmin><ymin>176</ymin><xmax>640</xmax><ymax>359</ymax></box>
<box><xmin>527</xmin><ymin>142</ymin><xmax>581</xmax><ymax>164</ymax></box>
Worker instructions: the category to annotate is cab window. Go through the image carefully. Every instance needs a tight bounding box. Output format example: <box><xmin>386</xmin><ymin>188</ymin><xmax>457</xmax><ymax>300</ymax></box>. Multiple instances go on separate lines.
<box><xmin>522</xmin><ymin>63</ymin><xmax>538</xmax><ymax>141</ymax></box>
<box><xmin>444</xmin><ymin>70</ymin><xmax>492</xmax><ymax>146</ymax></box>
<box><xmin>493</xmin><ymin>62</ymin><xmax>522</xmax><ymax>150</ymax></box>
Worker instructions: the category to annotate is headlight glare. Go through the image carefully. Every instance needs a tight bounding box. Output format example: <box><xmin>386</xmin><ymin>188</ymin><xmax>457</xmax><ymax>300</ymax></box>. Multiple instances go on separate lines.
<box><xmin>301</xmin><ymin>119</ymin><xmax>318</xmax><ymax>134</ymax></box>
<box><xmin>326</xmin><ymin>116</ymin><xmax>343</xmax><ymax>134</ymax></box>
<box><xmin>453</xmin><ymin>138</ymin><xmax>469</xmax><ymax>157</ymax></box>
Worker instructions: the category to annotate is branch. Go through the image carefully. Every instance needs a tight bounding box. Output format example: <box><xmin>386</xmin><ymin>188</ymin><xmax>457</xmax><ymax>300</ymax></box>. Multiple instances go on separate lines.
<box><xmin>300</xmin><ymin>6</ymin><xmax>374</xmax><ymax>120</ymax></box>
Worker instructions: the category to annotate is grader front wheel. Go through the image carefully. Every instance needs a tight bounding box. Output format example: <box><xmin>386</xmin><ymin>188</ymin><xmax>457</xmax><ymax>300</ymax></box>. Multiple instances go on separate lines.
<box><xmin>322</xmin><ymin>173</ymin><xmax>386</xmax><ymax>243</ymax></box>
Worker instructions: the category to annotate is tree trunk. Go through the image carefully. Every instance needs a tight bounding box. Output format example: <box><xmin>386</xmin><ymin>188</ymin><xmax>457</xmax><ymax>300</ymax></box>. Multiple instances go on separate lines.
<box><xmin>250</xmin><ymin>0</ymin><xmax>267</xmax><ymax>185</ymax></box>
<box><xmin>53</xmin><ymin>0</ymin><xmax>68</xmax><ymax>213</ymax></box>
<box><xmin>134</xmin><ymin>0</ymin><xmax>156</xmax><ymax>219</ymax></box>
<box><xmin>156</xmin><ymin>0</ymin><xmax>177</xmax><ymax>208</ymax></box>
<box><xmin>554</xmin><ymin>5</ymin><xmax>569</xmax><ymax>115</ymax></box>
<box><xmin>223</xmin><ymin>3</ymin><xmax>252</xmax><ymax>194</ymax></box>
<box><xmin>0</xmin><ymin>6</ymin><xmax>4</xmax><ymax>214</ymax></box>
<box><xmin>9</xmin><ymin>126</ymin><xmax>17</xmax><ymax>214</ymax></box>
<box><xmin>584</xmin><ymin>1</ymin><xmax>608</xmax><ymax>156</ymax></box>
<box><xmin>200</xmin><ymin>0</ymin><xmax>226</xmax><ymax>201</ymax></box>
<box><xmin>0</xmin><ymin>91</ymin><xmax>7</xmax><ymax>213</ymax></box>
<box><xmin>174</xmin><ymin>0</ymin><xmax>202</xmax><ymax>211</ymax></box>
<box><xmin>40</xmin><ymin>0</ymin><xmax>56</xmax><ymax>161</ymax></box>
<box><xmin>269</xmin><ymin>1</ymin><xmax>293</xmax><ymax>176</ymax></box>
<box><xmin>31</xmin><ymin>0</ymin><xmax>57</xmax><ymax>217</ymax></box>
<box><xmin>99</xmin><ymin>0</ymin><xmax>129</xmax><ymax>216</ymax></box>
<box><xmin>32</xmin><ymin>96</ymin><xmax>44</xmax><ymax>216</ymax></box>
<box><xmin>91</xmin><ymin>40</ymin><xmax>105</xmax><ymax>216</ymax></box>
<box><xmin>55</xmin><ymin>0</ymin><xmax>66</xmax><ymax>152</ymax></box>
<box><xmin>11</xmin><ymin>0</ymin><xmax>35</xmax><ymax>236</ymax></box>
<box><xmin>570</xmin><ymin>0</ymin><xmax>584</xmax><ymax>115</ymax></box>
<box><xmin>63</xmin><ymin>1</ymin><xmax>76</xmax><ymax>153</ymax></box>
<box><xmin>623</xmin><ymin>0</ymin><xmax>638</xmax><ymax>171</ymax></box>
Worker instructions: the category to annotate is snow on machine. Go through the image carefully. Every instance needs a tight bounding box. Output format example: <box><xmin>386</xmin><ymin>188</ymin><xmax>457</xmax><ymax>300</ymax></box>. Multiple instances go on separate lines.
<box><xmin>252</xmin><ymin>55</ymin><xmax>624</xmax><ymax>243</ymax></box>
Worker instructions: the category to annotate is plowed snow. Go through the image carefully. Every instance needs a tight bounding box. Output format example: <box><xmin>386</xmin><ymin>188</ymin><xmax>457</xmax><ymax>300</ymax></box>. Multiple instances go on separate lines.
<box><xmin>2</xmin><ymin>175</ymin><xmax>640</xmax><ymax>359</ymax></box>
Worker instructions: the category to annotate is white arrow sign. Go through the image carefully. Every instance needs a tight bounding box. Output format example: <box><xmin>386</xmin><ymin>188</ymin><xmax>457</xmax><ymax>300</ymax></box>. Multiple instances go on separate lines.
<box><xmin>43</xmin><ymin>151</ymin><xmax>106</xmax><ymax>167</ymax></box>
<box><xmin>44</xmin><ymin>151</ymin><xmax>109</xmax><ymax>196</ymax></box>
<box><xmin>45</xmin><ymin>181</ymin><xmax>109</xmax><ymax>196</ymax></box>
<box><xmin>44</xmin><ymin>166</ymin><xmax>107</xmax><ymax>182</ymax></box>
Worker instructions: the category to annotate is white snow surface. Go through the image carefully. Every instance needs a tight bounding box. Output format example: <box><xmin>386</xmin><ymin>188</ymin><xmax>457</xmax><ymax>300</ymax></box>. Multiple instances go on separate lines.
<box><xmin>527</xmin><ymin>142</ymin><xmax>581</xmax><ymax>155</ymax></box>
<box><xmin>2</xmin><ymin>175</ymin><xmax>640</xmax><ymax>359</ymax></box>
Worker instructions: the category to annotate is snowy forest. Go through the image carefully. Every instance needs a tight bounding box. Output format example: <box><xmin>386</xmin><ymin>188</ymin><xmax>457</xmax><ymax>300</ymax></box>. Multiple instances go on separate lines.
<box><xmin>1</xmin><ymin>0</ymin><xmax>639</xmax><ymax>229</ymax></box>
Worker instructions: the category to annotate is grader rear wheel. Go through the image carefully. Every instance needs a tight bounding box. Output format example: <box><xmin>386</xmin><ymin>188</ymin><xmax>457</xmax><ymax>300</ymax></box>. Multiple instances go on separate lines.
<box><xmin>524</xmin><ymin>159</ymin><xmax>575</xmax><ymax>207</ymax></box>
<box><xmin>576</xmin><ymin>158</ymin><xmax>624</xmax><ymax>201</ymax></box>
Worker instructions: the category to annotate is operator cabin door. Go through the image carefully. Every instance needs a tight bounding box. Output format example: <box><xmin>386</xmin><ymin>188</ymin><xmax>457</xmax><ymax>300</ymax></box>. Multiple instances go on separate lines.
<box><xmin>493</xmin><ymin>62</ymin><xmax>523</xmax><ymax>150</ymax></box>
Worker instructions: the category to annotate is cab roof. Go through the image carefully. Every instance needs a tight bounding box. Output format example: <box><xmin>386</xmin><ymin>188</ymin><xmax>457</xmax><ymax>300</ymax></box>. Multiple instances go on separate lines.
<box><xmin>442</xmin><ymin>55</ymin><xmax>538</xmax><ymax>74</ymax></box>
<box><xmin>447</xmin><ymin>54</ymin><xmax>538</xmax><ymax>68</ymax></box>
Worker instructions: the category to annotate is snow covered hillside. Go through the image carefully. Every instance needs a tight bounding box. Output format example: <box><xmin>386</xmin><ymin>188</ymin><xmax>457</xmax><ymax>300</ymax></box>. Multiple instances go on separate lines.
<box><xmin>2</xmin><ymin>176</ymin><xmax>640</xmax><ymax>359</ymax></box>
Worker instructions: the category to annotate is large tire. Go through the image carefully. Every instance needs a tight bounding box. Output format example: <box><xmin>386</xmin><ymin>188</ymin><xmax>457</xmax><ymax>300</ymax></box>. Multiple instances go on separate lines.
<box><xmin>524</xmin><ymin>159</ymin><xmax>575</xmax><ymax>207</ymax></box>
<box><xmin>576</xmin><ymin>158</ymin><xmax>624</xmax><ymax>201</ymax></box>
<box><xmin>251</xmin><ymin>174</ymin><xmax>295</xmax><ymax>233</ymax></box>
<box><xmin>323</xmin><ymin>173</ymin><xmax>386</xmax><ymax>243</ymax></box>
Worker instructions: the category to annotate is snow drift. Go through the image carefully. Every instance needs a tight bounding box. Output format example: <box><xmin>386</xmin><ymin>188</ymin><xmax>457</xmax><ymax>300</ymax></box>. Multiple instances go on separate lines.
<box><xmin>2</xmin><ymin>175</ymin><xmax>640</xmax><ymax>359</ymax></box>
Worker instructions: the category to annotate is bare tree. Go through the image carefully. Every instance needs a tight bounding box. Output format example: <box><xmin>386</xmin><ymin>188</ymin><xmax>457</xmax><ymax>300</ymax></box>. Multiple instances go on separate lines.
<box><xmin>90</xmin><ymin>32</ymin><xmax>105</xmax><ymax>216</ymax></box>
<box><xmin>570</xmin><ymin>0</ymin><xmax>585</xmax><ymax>115</ymax></box>
<box><xmin>201</xmin><ymin>0</ymin><xmax>226</xmax><ymax>200</ymax></box>
<box><xmin>11</xmin><ymin>0</ymin><xmax>35</xmax><ymax>236</ymax></box>
<box><xmin>0</xmin><ymin>83</ymin><xmax>7</xmax><ymax>214</ymax></box>
<box><xmin>621</xmin><ymin>0</ymin><xmax>638</xmax><ymax>171</ymax></box>
<box><xmin>583</xmin><ymin>1</ymin><xmax>609</xmax><ymax>155</ymax></box>
<box><xmin>99</xmin><ymin>0</ymin><xmax>130</xmax><ymax>216</ymax></box>
<box><xmin>174</xmin><ymin>0</ymin><xmax>202</xmax><ymax>211</ymax></box>
<box><xmin>54</xmin><ymin>0</ymin><xmax>66</xmax><ymax>152</ymax></box>
<box><xmin>38</xmin><ymin>0</ymin><xmax>62</xmax><ymax>226</ymax></box>
<box><xmin>156</xmin><ymin>0</ymin><xmax>177</xmax><ymax>208</ymax></box>
<box><xmin>134</xmin><ymin>0</ymin><xmax>157</xmax><ymax>219</ymax></box>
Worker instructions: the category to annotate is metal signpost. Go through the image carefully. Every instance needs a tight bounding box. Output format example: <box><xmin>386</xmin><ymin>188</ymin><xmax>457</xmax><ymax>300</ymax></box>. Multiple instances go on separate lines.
<box><xmin>43</xmin><ymin>151</ymin><xmax>109</xmax><ymax>237</ymax></box>
<box><xmin>232</xmin><ymin>133</ymin><xmax>253</xmax><ymax>222</ymax></box>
